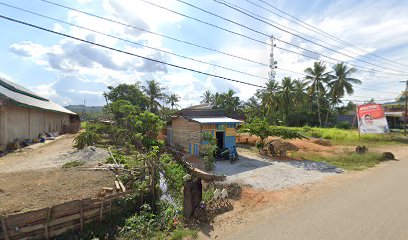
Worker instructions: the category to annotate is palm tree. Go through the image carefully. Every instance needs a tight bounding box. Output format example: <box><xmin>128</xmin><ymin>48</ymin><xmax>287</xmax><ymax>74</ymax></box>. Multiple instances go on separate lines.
<box><xmin>324</xmin><ymin>63</ymin><xmax>361</xmax><ymax>126</ymax></box>
<box><xmin>328</xmin><ymin>63</ymin><xmax>361</xmax><ymax>105</ymax></box>
<box><xmin>304</xmin><ymin>61</ymin><xmax>330</xmax><ymax>127</ymax></box>
<box><xmin>278</xmin><ymin>77</ymin><xmax>295</xmax><ymax>123</ymax></box>
<box><xmin>200</xmin><ymin>90</ymin><xmax>212</xmax><ymax>104</ymax></box>
<box><xmin>220</xmin><ymin>89</ymin><xmax>241</xmax><ymax>115</ymax></box>
<box><xmin>293</xmin><ymin>79</ymin><xmax>308</xmax><ymax>108</ymax></box>
<box><xmin>142</xmin><ymin>80</ymin><xmax>166</xmax><ymax>113</ymax></box>
<box><xmin>257</xmin><ymin>80</ymin><xmax>280</xmax><ymax>118</ymax></box>
<box><xmin>167</xmin><ymin>93</ymin><xmax>181</xmax><ymax>110</ymax></box>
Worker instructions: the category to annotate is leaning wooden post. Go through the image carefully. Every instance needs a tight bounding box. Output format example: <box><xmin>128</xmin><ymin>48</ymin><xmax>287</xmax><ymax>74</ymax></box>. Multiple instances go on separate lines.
<box><xmin>99</xmin><ymin>202</ymin><xmax>104</xmax><ymax>222</ymax></box>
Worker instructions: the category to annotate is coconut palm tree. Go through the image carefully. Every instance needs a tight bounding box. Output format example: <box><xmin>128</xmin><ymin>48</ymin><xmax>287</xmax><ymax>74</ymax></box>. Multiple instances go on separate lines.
<box><xmin>220</xmin><ymin>89</ymin><xmax>241</xmax><ymax>115</ymax></box>
<box><xmin>167</xmin><ymin>93</ymin><xmax>181</xmax><ymax>110</ymax></box>
<box><xmin>324</xmin><ymin>63</ymin><xmax>361</xmax><ymax>126</ymax></box>
<box><xmin>258</xmin><ymin>79</ymin><xmax>280</xmax><ymax>118</ymax></box>
<box><xmin>304</xmin><ymin>61</ymin><xmax>330</xmax><ymax>127</ymax></box>
<box><xmin>142</xmin><ymin>80</ymin><xmax>166</xmax><ymax>113</ymax></box>
<box><xmin>200</xmin><ymin>90</ymin><xmax>212</xmax><ymax>104</ymax></box>
<box><xmin>278</xmin><ymin>77</ymin><xmax>295</xmax><ymax>123</ymax></box>
<box><xmin>328</xmin><ymin>63</ymin><xmax>361</xmax><ymax>105</ymax></box>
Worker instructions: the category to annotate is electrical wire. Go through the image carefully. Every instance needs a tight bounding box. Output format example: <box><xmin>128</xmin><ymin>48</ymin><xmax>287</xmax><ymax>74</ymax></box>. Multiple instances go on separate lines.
<box><xmin>138</xmin><ymin>0</ymin><xmax>408</xmax><ymax>76</ymax></box>
<box><xmin>0</xmin><ymin>2</ymin><xmax>270</xmax><ymax>82</ymax></box>
<box><xmin>250</xmin><ymin>0</ymin><xmax>408</xmax><ymax>69</ymax></box>
<box><xmin>0</xmin><ymin>14</ymin><xmax>267</xmax><ymax>89</ymax></box>
<box><xmin>40</xmin><ymin>0</ymin><xmax>408</xmax><ymax>77</ymax></box>
<box><xmin>37</xmin><ymin>0</ymin><xmax>270</xmax><ymax>69</ymax></box>
<box><xmin>211</xmin><ymin>0</ymin><xmax>408</xmax><ymax>74</ymax></box>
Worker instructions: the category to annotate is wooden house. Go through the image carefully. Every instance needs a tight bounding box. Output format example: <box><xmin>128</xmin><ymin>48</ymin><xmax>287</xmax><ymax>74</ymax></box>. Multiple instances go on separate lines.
<box><xmin>167</xmin><ymin>104</ymin><xmax>242</xmax><ymax>156</ymax></box>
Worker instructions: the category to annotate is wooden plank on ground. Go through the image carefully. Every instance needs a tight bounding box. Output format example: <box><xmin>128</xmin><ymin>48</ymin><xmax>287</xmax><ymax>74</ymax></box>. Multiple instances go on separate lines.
<box><xmin>1</xmin><ymin>218</ymin><xmax>9</xmax><ymax>240</ymax></box>
<box><xmin>118</xmin><ymin>181</ymin><xmax>126</xmax><ymax>192</ymax></box>
<box><xmin>114</xmin><ymin>181</ymin><xmax>120</xmax><ymax>191</ymax></box>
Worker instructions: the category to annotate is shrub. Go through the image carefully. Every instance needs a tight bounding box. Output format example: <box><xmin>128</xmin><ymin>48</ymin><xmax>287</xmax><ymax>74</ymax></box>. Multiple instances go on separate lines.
<box><xmin>335</xmin><ymin>121</ymin><xmax>352</xmax><ymax>130</ymax></box>
<box><xmin>74</xmin><ymin>130</ymin><xmax>101</xmax><ymax>149</ymax></box>
<box><xmin>62</xmin><ymin>160</ymin><xmax>85</xmax><ymax>168</ymax></box>
<box><xmin>201</xmin><ymin>132</ymin><xmax>217</xmax><ymax>171</ymax></box>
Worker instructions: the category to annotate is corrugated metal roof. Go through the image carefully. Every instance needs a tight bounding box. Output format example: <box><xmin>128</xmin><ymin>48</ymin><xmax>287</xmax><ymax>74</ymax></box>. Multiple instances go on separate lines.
<box><xmin>190</xmin><ymin>117</ymin><xmax>242</xmax><ymax>123</ymax></box>
<box><xmin>0</xmin><ymin>79</ymin><xmax>76</xmax><ymax>115</ymax></box>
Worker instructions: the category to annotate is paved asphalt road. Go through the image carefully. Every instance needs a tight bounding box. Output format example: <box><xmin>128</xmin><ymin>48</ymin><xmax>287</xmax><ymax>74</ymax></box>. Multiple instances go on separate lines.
<box><xmin>227</xmin><ymin>147</ymin><xmax>408</xmax><ymax>240</ymax></box>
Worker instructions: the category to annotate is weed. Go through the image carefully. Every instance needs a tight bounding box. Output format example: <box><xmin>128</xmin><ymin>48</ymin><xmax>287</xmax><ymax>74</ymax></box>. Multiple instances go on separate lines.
<box><xmin>292</xmin><ymin>151</ymin><xmax>387</xmax><ymax>171</ymax></box>
<box><xmin>62</xmin><ymin>160</ymin><xmax>85</xmax><ymax>168</ymax></box>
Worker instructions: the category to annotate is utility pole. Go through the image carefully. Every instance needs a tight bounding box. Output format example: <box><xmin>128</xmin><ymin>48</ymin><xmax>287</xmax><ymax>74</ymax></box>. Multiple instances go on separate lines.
<box><xmin>401</xmin><ymin>81</ymin><xmax>408</xmax><ymax>135</ymax></box>
<box><xmin>268</xmin><ymin>35</ymin><xmax>277</xmax><ymax>81</ymax></box>
<box><xmin>82</xmin><ymin>99</ymin><xmax>86</xmax><ymax>121</ymax></box>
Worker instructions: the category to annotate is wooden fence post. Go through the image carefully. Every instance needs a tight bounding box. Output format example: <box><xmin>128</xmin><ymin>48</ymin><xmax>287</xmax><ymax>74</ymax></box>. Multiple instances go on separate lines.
<box><xmin>44</xmin><ymin>207</ymin><xmax>52</xmax><ymax>240</ymax></box>
<box><xmin>109</xmin><ymin>196</ymin><xmax>112</xmax><ymax>213</ymax></box>
<box><xmin>99</xmin><ymin>202</ymin><xmax>104</xmax><ymax>222</ymax></box>
<box><xmin>1</xmin><ymin>218</ymin><xmax>9</xmax><ymax>240</ymax></box>
<box><xmin>79</xmin><ymin>200</ymin><xmax>84</xmax><ymax>231</ymax></box>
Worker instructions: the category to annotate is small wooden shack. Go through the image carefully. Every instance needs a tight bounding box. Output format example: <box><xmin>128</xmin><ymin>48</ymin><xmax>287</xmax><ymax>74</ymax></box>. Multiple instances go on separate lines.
<box><xmin>167</xmin><ymin>104</ymin><xmax>241</xmax><ymax>156</ymax></box>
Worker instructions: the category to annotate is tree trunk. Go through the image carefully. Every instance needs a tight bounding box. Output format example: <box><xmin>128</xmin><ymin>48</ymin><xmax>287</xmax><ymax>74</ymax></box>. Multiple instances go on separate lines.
<box><xmin>316</xmin><ymin>89</ymin><xmax>322</xmax><ymax>127</ymax></box>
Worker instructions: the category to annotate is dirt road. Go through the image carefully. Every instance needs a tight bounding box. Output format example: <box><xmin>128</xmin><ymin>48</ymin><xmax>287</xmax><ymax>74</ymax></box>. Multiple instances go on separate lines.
<box><xmin>224</xmin><ymin>145</ymin><xmax>408</xmax><ymax>240</ymax></box>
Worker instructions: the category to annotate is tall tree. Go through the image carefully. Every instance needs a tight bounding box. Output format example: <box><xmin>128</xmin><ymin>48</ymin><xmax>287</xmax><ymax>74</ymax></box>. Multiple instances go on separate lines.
<box><xmin>219</xmin><ymin>89</ymin><xmax>241</xmax><ymax>115</ymax></box>
<box><xmin>167</xmin><ymin>93</ymin><xmax>181</xmax><ymax>110</ymax></box>
<box><xmin>278</xmin><ymin>77</ymin><xmax>295</xmax><ymax>123</ymax></box>
<box><xmin>257</xmin><ymin>80</ymin><xmax>280</xmax><ymax>120</ymax></box>
<box><xmin>104</xmin><ymin>83</ymin><xmax>149</xmax><ymax>110</ymax></box>
<box><xmin>328</xmin><ymin>63</ymin><xmax>361</xmax><ymax>105</ymax></box>
<box><xmin>200</xmin><ymin>90</ymin><xmax>212</xmax><ymax>104</ymax></box>
<box><xmin>142</xmin><ymin>80</ymin><xmax>166</xmax><ymax>113</ymax></box>
<box><xmin>304</xmin><ymin>61</ymin><xmax>330</xmax><ymax>127</ymax></box>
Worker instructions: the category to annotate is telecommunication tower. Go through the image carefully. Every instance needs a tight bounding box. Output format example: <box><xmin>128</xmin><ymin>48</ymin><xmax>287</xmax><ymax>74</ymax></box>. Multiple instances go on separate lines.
<box><xmin>268</xmin><ymin>35</ymin><xmax>277</xmax><ymax>81</ymax></box>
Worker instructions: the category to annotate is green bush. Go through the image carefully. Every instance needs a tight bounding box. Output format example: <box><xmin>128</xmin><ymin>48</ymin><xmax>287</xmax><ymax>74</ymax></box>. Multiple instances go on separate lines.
<box><xmin>335</xmin><ymin>121</ymin><xmax>352</xmax><ymax>130</ymax></box>
<box><xmin>74</xmin><ymin>130</ymin><xmax>101</xmax><ymax>149</ymax></box>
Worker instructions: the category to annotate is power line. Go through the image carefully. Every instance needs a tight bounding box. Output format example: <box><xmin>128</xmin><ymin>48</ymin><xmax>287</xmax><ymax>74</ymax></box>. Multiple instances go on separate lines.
<box><xmin>137</xmin><ymin>0</ymin><xmax>408</xmax><ymax>77</ymax></box>
<box><xmin>40</xmin><ymin>0</ymin><xmax>408</xmax><ymax>77</ymax></box>
<box><xmin>0</xmin><ymin>2</ymin><xmax>270</xmax><ymax>82</ymax></box>
<box><xmin>250</xmin><ymin>0</ymin><xmax>408</xmax><ymax>69</ymax></box>
<box><xmin>0</xmin><ymin>14</ymin><xmax>266</xmax><ymax>89</ymax></box>
<box><xmin>38</xmin><ymin>0</ymin><xmax>269</xmax><ymax>69</ymax></box>
<box><xmin>210</xmin><ymin>0</ymin><xmax>408</xmax><ymax>74</ymax></box>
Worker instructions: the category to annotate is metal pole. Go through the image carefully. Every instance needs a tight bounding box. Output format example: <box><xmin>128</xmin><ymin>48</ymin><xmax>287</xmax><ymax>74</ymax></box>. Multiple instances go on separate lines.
<box><xmin>401</xmin><ymin>81</ymin><xmax>408</xmax><ymax>135</ymax></box>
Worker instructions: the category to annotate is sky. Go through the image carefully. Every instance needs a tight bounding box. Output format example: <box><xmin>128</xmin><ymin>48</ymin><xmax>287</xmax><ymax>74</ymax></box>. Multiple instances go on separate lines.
<box><xmin>0</xmin><ymin>0</ymin><xmax>407</xmax><ymax>108</ymax></box>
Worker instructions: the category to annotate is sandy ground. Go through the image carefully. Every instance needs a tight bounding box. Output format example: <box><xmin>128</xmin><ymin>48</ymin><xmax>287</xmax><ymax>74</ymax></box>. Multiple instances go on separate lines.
<box><xmin>0</xmin><ymin>134</ymin><xmax>115</xmax><ymax>215</ymax></box>
<box><xmin>198</xmin><ymin>144</ymin><xmax>408</xmax><ymax>239</ymax></box>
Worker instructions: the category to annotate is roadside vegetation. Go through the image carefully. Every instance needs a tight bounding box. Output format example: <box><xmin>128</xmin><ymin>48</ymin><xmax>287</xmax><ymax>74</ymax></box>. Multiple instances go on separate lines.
<box><xmin>68</xmin><ymin>80</ymin><xmax>196</xmax><ymax>239</ymax></box>
<box><xmin>290</xmin><ymin>151</ymin><xmax>388</xmax><ymax>171</ymax></box>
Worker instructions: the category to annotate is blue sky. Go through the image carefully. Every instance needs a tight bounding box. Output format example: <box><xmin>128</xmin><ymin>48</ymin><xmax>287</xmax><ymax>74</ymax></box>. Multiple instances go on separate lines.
<box><xmin>0</xmin><ymin>0</ymin><xmax>407</xmax><ymax>107</ymax></box>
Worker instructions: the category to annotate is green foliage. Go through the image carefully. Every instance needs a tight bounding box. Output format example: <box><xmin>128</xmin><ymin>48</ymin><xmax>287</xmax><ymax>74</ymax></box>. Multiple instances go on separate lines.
<box><xmin>104</xmin><ymin>83</ymin><xmax>149</xmax><ymax>110</ymax></box>
<box><xmin>74</xmin><ymin>128</ymin><xmax>101</xmax><ymax>149</ymax></box>
<box><xmin>134</xmin><ymin>111</ymin><xmax>165</xmax><ymax>143</ymax></box>
<box><xmin>119</xmin><ymin>202</ymin><xmax>191</xmax><ymax>240</ymax></box>
<box><xmin>160</xmin><ymin>154</ymin><xmax>187</xmax><ymax>202</ymax></box>
<box><xmin>200</xmin><ymin>89</ymin><xmax>242</xmax><ymax>115</ymax></box>
<box><xmin>240</xmin><ymin>118</ymin><xmax>304</xmax><ymax>148</ymax></box>
<box><xmin>62</xmin><ymin>160</ymin><xmax>85</xmax><ymax>168</ymax></box>
<box><xmin>202</xmin><ymin>186</ymin><xmax>215</xmax><ymax>203</ymax></box>
<box><xmin>335</xmin><ymin>121</ymin><xmax>352</xmax><ymax>129</ymax></box>
<box><xmin>201</xmin><ymin>132</ymin><xmax>217</xmax><ymax>171</ymax></box>
<box><xmin>292</xmin><ymin>151</ymin><xmax>387</xmax><ymax>171</ymax></box>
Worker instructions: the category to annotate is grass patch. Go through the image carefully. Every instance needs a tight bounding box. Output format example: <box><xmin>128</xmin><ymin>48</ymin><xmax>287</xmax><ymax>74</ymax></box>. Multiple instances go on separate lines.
<box><xmin>80</xmin><ymin>121</ymin><xmax>87</xmax><ymax>129</ymax></box>
<box><xmin>291</xmin><ymin>151</ymin><xmax>387</xmax><ymax>171</ymax></box>
<box><xmin>62</xmin><ymin>160</ymin><xmax>85</xmax><ymax>168</ymax></box>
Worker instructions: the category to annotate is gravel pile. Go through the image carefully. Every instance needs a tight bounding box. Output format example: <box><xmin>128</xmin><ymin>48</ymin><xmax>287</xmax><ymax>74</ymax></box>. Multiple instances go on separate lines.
<box><xmin>58</xmin><ymin>146</ymin><xmax>109</xmax><ymax>164</ymax></box>
<box><xmin>214</xmin><ymin>150</ymin><xmax>342</xmax><ymax>191</ymax></box>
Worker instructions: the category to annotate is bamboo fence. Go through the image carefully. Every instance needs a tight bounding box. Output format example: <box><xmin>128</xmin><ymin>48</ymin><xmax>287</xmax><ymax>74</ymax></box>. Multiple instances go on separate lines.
<box><xmin>0</xmin><ymin>191</ymin><xmax>131</xmax><ymax>240</ymax></box>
